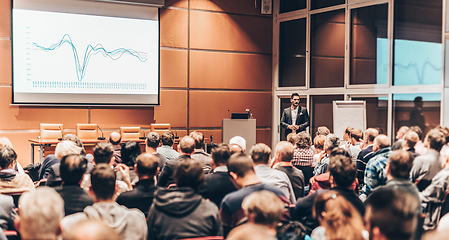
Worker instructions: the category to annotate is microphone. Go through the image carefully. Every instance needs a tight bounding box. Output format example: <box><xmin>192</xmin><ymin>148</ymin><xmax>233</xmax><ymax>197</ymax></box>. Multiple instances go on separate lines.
<box><xmin>174</xmin><ymin>130</ymin><xmax>179</xmax><ymax>139</ymax></box>
<box><xmin>97</xmin><ymin>126</ymin><xmax>105</xmax><ymax>140</ymax></box>
<box><xmin>58</xmin><ymin>126</ymin><xmax>63</xmax><ymax>141</ymax></box>
<box><xmin>228</xmin><ymin>109</ymin><xmax>231</xmax><ymax>119</ymax></box>
<box><xmin>139</xmin><ymin>130</ymin><xmax>146</xmax><ymax>140</ymax></box>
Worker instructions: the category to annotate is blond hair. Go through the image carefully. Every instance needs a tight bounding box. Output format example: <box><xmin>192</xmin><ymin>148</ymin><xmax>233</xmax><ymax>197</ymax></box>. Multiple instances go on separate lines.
<box><xmin>55</xmin><ymin>140</ymin><xmax>82</xmax><ymax>159</ymax></box>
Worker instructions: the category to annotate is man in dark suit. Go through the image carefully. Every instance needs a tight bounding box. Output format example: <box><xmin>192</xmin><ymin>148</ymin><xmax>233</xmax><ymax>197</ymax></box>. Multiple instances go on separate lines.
<box><xmin>280</xmin><ymin>93</ymin><xmax>309</xmax><ymax>140</ymax></box>
<box><xmin>199</xmin><ymin>143</ymin><xmax>237</xmax><ymax>207</ymax></box>
<box><xmin>116</xmin><ymin>153</ymin><xmax>160</xmax><ymax>217</ymax></box>
<box><xmin>55</xmin><ymin>154</ymin><xmax>93</xmax><ymax>216</ymax></box>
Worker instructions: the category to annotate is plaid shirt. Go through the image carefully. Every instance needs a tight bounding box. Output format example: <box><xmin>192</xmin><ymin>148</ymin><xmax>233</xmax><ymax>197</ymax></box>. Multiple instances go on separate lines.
<box><xmin>361</xmin><ymin>147</ymin><xmax>391</xmax><ymax>196</ymax></box>
<box><xmin>292</xmin><ymin>148</ymin><xmax>314</xmax><ymax>167</ymax></box>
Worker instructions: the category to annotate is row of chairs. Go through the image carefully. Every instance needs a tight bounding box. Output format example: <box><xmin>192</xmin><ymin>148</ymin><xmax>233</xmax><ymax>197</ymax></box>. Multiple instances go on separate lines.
<box><xmin>39</xmin><ymin>123</ymin><xmax>171</xmax><ymax>141</ymax></box>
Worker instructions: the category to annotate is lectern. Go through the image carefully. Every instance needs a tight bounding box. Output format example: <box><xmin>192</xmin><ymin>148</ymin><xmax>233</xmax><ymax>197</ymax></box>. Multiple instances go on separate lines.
<box><xmin>222</xmin><ymin>119</ymin><xmax>256</xmax><ymax>149</ymax></box>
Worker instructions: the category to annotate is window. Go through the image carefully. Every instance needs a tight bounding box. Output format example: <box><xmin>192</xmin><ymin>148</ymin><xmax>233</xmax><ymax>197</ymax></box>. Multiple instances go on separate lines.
<box><xmin>311</xmin><ymin>0</ymin><xmax>345</xmax><ymax>10</ymax></box>
<box><xmin>280</xmin><ymin>0</ymin><xmax>306</xmax><ymax>14</ymax></box>
<box><xmin>350</xmin><ymin>96</ymin><xmax>388</xmax><ymax>134</ymax></box>
<box><xmin>310</xmin><ymin>95</ymin><xmax>344</xmax><ymax>139</ymax></box>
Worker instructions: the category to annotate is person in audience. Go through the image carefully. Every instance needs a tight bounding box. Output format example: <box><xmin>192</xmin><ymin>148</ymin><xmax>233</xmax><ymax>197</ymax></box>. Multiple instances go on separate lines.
<box><xmin>241</xmin><ymin>191</ymin><xmax>285</xmax><ymax>238</ymax></box>
<box><xmin>295</xmin><ymin>148</ymin><xmax>364</xmax><ymax>234</ymax></box>
<box><xmin>145</xmin><ymin>132</ymin><xmax>167</xmax><ymax>170</ymax></box>
<box><xmin>420</xmin><ymin>147</ymin><xmax>449</xmax><ymax>230</ymax></box>
<box><xmin>273</xmin><ymin>141</ymin><xmax>305</xmax><ymax>198</ymax></box>
<box><xmin>120</xmin><ymin>141</ymin><xmax>140</xmax><ymax>185</ymax></box>
<box><xmin>409</xmin><ymin>126</ymin><xmax>427</xmax><ymax>156</ymax></box>
<box><xmin>313</xmin><ymin>135</ymin><xmax>326</xmax><ymax>166</ymax></box>
<box><xmin>157</xmin><ymin>136</ymin><xmax>195</xmax><ymax>187</ymax></box>
<box><xmin>227</xmin><ymin>223</ymin><xmax>276</xmax><ymax>240</ymax></box>
<box><xmin>402</xmin><ymin>130</ymin><xmax>419</xmax><ymax>158</ymax></box>
<box><xmin>316</xmin><ymin>126</ymin><xmax>330</xmax><ymax>136</ymax></box>
<box><xmin>292</xmin><ymin>132</ymin><xmax>314</xmax><ymax>168</ymax></box>
<box><xmin>365</xmin><ymin>187</ymin><xmax>419</xmax><ymax>240</ymax></box>
<box><xmin>62</xmin><ymin>164</ymin><xmax>147</xmax><ymax>240</ymax></box>
<box><xmin>251</xmin><ymin>143</ymin><xmax>296</xmax><ymax>203</ymax></box>
<box><xmin>190</xmin><ymin>131</ymin><xmax>212</xmax><ymax>174</ymax></box>
<box><xmin>221</xmin><ymin>154</ymin><xmax>290</xmax><ymax>237</ymax></box>
<box><xmin>286</xmin><ymin>133</ymin><xmax>296</xmax><ymax>145</ymax></box>
<box><xmin>116</xmin><ymin>153</ymin><xmax>159</xmax><ymax>218</ymax></box>
<box><xmin>347</xmin><ymin>128</ymin><xmax>363</xmax><ymax>163</ymax></box>
<box><xmin>156</xmin><ymin>131</ymin><xmax>179</xmax><ymax>160</ymax></box>
<box><xmin>15</xmin><ymin>187</ymin><xmax>64</xmax><ymax>240</ymax></box>
<box><xmin>360</xmin><ymin>135</ymin><xmax>391</xmax><ymax>198</ymax></box>
<box><xmin>356</xmin><ymin>128</ymin><xmax>379</xmax><ymax>185</ymax></box>
<box><xmin>230</xmin><ymin>136</ymin><xmax>247</xmax><ymax>153</ymax></box>
<box><xmin>0</xmin><ymin>194</ymin><xmax>16</xmax><ymax>231</ymax></box>
<box><xmin>340</xmin><ymin>126</ymin><xmax>354</xmax><ymax>148</ymax></box>
<box><xmin>199</xmin><ymin>144</ymin><xmax>237</xmax><ymax>207</ymax></box>
<box><xmin>109</xmin><ymin>131</ymin><xmax>122</xmax><ymax>165</ymax></box>
<box><xmin>392</xmin><ymin>126</ymin><xmax>410</xmax><ymax>151</ymax></box>
<box><xmin>436</xmin><ymin>125</ymin><xmax>449</xmax><ymax>153</ymax></box>
<box><xmin>411</xmin><ymin>128</ymin><xmax>445</xmax><ymax>191</ymax></box>
<box><xmin>314</xmin><ymin>134</ymin><xmax>340</xmax><ymax>176</ymax></box>
<box><xmin>55</xmin><ymin>154</ymin><xmax>93</xmax><ymax>216</ymax></box>
<box><xmin>0</xmin><ymin>137</ymin><xmax>24</xmax><ymax>174</ymax></box>
<box><xmin>311</xmin><ymin>191</ymin><xmax>366</xmax><ymax>240</ymax></box>
<box><xmin>63</xmin><ymin>219</ymin><xmax>120</xmax><ymax>240</ymax></box>
<box><xmin>147</xmin><ymin>158</ymin><xmax>221</xmax><ymax>240</ymax></box>
<box><xmin>0</xmin><ymin>147</ymin><xmax>34</xmax><ymax>194</ymax></box>
<box><xmin>39</xmin><ymin>138</ymin><xmax>83</xmax><ymax>180</ymax></box>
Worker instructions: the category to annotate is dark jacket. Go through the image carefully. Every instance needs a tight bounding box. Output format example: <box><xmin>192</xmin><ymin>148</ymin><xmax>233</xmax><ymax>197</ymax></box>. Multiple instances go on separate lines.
<box><xmin>276</xmin><ymin>166</ymin><xmax>305</xmax><ymax>199</ymax></box>
<box><xmin>116</xmin><ymin>178</ymin><xmax>159</xmax><ymax>217</ymax></box>
<box><xmin>147</xmin><ymin>187</ymin><xmax>222</xmax><ymax>240</ymax></box>
<box><xmin>280</xmin><ymin>106</ymin><xmax>310</xmax><ymax>138</ymax></box>
<box><xmin>198</xmin><ymin>169</ymin><xmax>237</xmax><ymax>207</ymax></box>
<box><xmin>38</xmin><ymin>154</ymin><xmax>59</xmax><ymax>180</ymax></box>
<box><xmin>157</xmin><ymin>155</ymin><xmax>191</xmax><ymax>188</ymax></box>
<box><xmin>55</xmin><ymin>185</ymin><xmax>93</xmax><ymax>216</ymax></box>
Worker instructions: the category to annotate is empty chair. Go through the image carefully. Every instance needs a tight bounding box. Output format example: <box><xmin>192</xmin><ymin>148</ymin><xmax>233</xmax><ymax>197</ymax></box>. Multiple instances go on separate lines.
<box><xmin>40</xmin><ymin>123</ymin><xmax>64</xmax><ymax>140</ymax></box>
<box><xmin>76</xmin><ymin>124</ymin><xmax>98</xmax><ymax>140</ymax></box>
<box><xmin>150</xmin><ymin>123</ymin><xmax>171</xmax><ymax>136</ymax></box>
<box><xmin>120</xmin><ymin>127</ymin><xmax>141</xmax><ymax>141</ymax></box>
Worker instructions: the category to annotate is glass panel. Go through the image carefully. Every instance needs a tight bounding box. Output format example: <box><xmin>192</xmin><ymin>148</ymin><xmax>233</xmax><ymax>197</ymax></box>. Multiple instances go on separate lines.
<box><xmin>393</xmin><ymin>93</ymin><xmax>441</xmax><ymax>137</ymax></box>
<box><xmin>310</xmin><ymin>10</ymin><xmax>345</xmax><ymax>88</ymax></box>
<box><xmin>311</xmin><ymin>0</ymin><xmax>345</xmax><ymax>10</ymax></box>
<box><xmin>351</xmin><ymin>96</ymin><xmax>388</xmax><ymax>134</ymax></box>
<box><xmin>280</xmin><ymin>0</ymin><xmax>306</xmax><ymax>14</ymax></box>
<box><xmin>310</xmin><ymin>95</ymin><xmax>344</xmax><ymax>139</ymax></box>
<box><xmin>350</xmin><ymin>4</ymin><xmax>388</xmax><ymax>85</ymax></box>
<box><xmin>279</xmin><ymin>18</ymin><xmax>307</xmax><ymax>87</ymax></box>
<box><xmin>280</xmin><ymin>96</ymin><xmax>307</xmax><ymax>141</ymax></box>
<box><xmin>393</xmin><ymin>0</ymin><xmax>442</xmax><ymax>86</ymax></box>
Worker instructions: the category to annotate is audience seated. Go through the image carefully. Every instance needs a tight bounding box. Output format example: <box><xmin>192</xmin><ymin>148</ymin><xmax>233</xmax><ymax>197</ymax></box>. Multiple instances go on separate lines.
<box><xmin>190</xmin><ymin>131</ymin><xmax>213</xmax><ymax>174</ymax></box>
<box><xmin>402</xmin><ymin>130</ymin><xmax>420</xmax><ymax>159</ymax></box>
<box><xmin>292</xmin><ymin>132</ymin><xmax>314</xmax><ymax>169</ymax></box>
<box><xmin>156</xmin><ymin>131</ymin><xmax>179</xmax><ymax>160</ymax></box>
<box><xmin>116</xmin><ymin>153</ymin><xmax>160</xmax><ymax>218</ymax></box>
<box><xmin>356</xmin><ymin>128</ymin><xmax>379</xmax><ymax>186</ymax></box>
<box><xmin>147</xmin><ymin>158</ymin><xmax>221</xmax><ymax>240</ymax></box>
<box><xmin>62</xmin><ymin>164</ymin><xmax>147</xmax><ymax>240</ymax></box>
<box><xmin>365</xmin><ymin>187</ymin><xmax>419</xmax><ymax>240</ymax></box>
<box><xmin>221</xmin><ymin>154</ymin><xmax>290</xmax><ymax>237</ymax></box>
<box><xmin>409</xmin><ymin>126</ymin><xmax>427</xmax><ymax>156</ymax></box>
<box><xmin>286</xmin><ymin>133</ymin><xmax>296</xmax><ymax>145</ymax></box>
<box><xmin>120</xmin><ymin>141</ymin><xmax>140</xmax><ymax>185</ymax></box>
<box><xmin>392</xmin><ymin>126</ymin><xmax>410</xmax><ymax>151</ymax></box>
<box><xmin>227</xmin><ymin>223</ymin><xmax>276</xmax><ymax>240</ymax></box>
<box><xmin>0</xmin><ymin>194</ymin><xmax>16</xmax><ymax>231</ymax></box>
<box><xmin>229</xmin><ymin>136</ymin><xmax>247</xmax><ymax>153</ymax></box>
<box><xmin>347</xmin><ymin>128</ymin><xmax>363</xmax><ymax>163</ymax></box>
<box><xmin>314</xmin><ymin>134</ymin><xmax>340</xmax><ymax>176</ymax></box>
<box><xmin>0</xmin><ymin>138</ymin><xmax>24</xmax><ymax>175</ymax></box>
<box><xmin>157</xmin><ymin>136</ymin><xmax>195</xmax><ymax>187</ymax></box>
<box><xmin>316</xmin><ymin>127</ymin><xmax>330</xmax><ymax>136</ymax></box>
<box><xmin>251</xmin><ymin>143</ymin><xmax>296</xmax><ymax>203</ymax></box>
<box><xmin>15</xmin><ymin>187</ymin><xmax>64</xmax><ymax>240</ymax></box>
<box><xmin>311</xmin><ymin>191</ymin><xmax>366</xmax><ymax>240</ymax></box>
<box><xmin>340</xmin><ymin>126</ymin><xmax>354</xmax><ymax>148</ymax></box>
<box><xmin>360</xmin><ymin>135</ymin><xmax>391</xmax><ymax>198</ymax></box>
<box><xmin>145</xmin><ymin>132</ymin><xmax>167</xmax><ymax>171</ymax></box>
<box><xmin>62</xmin><ymin>219</ymin><xmax>120</xmax><ymax>240</ymax></box>
<box><xmin>109</xmin><ymin>131</ymin><xmax>122</xmax><ymax>165</ymax></box>
<box><xmin>0</xmin><ymin>147</ymin><xmax>34</xmax><ymax>194</ymax></box>
<box><xmin>312</xmin><ymin>135</ymin><xmax>326</xmax><ymax>166</ymax></box>
<box><xmin>55</xmin><ymin>154</ymin><xmax>93</xmax><ymax>216</ymax></box>
<box><xmin>229</xmin><ymin>144</ymin><xmax>244</xmax><ymax>155</ymax></box>
<box><xmin>198</xmin><ymin>144</ymin><xmax>237</xmax><ymax>207</ymax></box>
<box><xmin>273</xmin><ymin>141</ymin><xmax>305</xmax><ymax>198</ymax></box>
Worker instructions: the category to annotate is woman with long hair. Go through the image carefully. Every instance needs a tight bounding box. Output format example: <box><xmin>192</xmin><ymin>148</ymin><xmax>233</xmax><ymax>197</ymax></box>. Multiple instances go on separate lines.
<box><xmin>311</xmin><ymin>191</ymin><xmax>367</xmax><ymax>240</ymax></box>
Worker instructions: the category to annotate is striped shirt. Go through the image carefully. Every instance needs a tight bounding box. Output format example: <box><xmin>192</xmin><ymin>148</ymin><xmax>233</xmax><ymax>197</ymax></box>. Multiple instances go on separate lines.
<box><xmin>292</xmin><ymin>148</ymin><xmax>314</xmax><ymax>167</ymax></box>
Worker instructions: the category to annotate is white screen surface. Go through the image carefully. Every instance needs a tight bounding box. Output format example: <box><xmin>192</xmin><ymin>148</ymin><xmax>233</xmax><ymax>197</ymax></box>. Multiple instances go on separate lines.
<box><xmin>12</xmin><ymin>0</ymin><xmax>160</xmax><ymax>105</ymax></box>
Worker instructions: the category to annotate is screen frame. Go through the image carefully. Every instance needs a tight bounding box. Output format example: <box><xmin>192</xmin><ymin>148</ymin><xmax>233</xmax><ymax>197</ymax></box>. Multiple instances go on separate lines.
<box><xmin>10</xmin><ymin>1</ymin><xmax>161</xmax><ymax>107</ymax></box>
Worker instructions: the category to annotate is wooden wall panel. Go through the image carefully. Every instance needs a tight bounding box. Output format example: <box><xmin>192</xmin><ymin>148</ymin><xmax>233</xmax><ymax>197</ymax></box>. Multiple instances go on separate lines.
<box><xmin>256</xmin><ymin>128</ymin><xmax>271</xmax><ymax>147</ymax></box>
<box><xmin>90</xmin><ymin>108</ymin><xmax>154</xmax><ymax>129</ymax></box>
<box><xmin>0</xmin><ymin>132</ymin><xmax>47</xmax><ymax>166</ymax></box>
<box><xmin>190</xmin><ymin>11</ymin><xmax>272</xmax><ymax>53</ymax></box>
<box><xmin>189</xmin><ymin>129</ymin><xmax>222</xmax><ymax>144</ymax></box>
<box><xmin>0</xmin><ymin>40</ymin><xmax>11</xmax><ymax>84</ymax></box>
<box><xmin>189</xmin><ymin>91</ymin><xmax>272</xmax><ymax>128</ymax></box>
<box><xmin>154</xmin><ymin>90</ymin><xmax>188</xmax><ymax>128</ymax></box>
<box><xmin>160</xmin><ymin>8</ymin><xmax>188</xmax><ymax>48</ymax></box>
<box><xmin>190</xmin><ymin>51</ymin><xmax>271</xmax><ymax>90</ymax></box>
<box><xmin>190</xmin><ymin>0</ymin><xmax>263</xmax><ymax>16</ymax></box>
<box><xmin>0</xmin><ymin>0</ymin><xmax>10</xmax><ymax>38</ymax></box>
<box><xmin>161</xmin><ymin>49</ymin><xmax>188</xmax><ymax>88</ymax></box>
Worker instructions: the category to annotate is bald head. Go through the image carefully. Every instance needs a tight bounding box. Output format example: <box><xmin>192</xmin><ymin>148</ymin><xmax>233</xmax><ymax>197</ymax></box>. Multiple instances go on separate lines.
<box><xmin>396</xmin><ymin>126</ymin><xmax>409</xmax><ymax>140</ymax></box>
<box><xmin>230</xmin><ymin>144</ymin><xmax>243</xmax><ymax>155</ymax></box>
<box><xmin>374</xmin><ymin>135</ymin><xmax>390</xmax><ymax>150</ymax></box>
<box><xmin>365</xmin><ymin>128</ymin><xmax>379</xmax><ymax>144</ymax></box>
<box><xmin>275</xmin><ymin>141</ymin><xmax>294</xmax><ymax>162</ymax></box>
<box><xmin>63</xmin><ymin>219</ymin><xmax>119</xmax><ymax>240</ymax></box>
<box><xmin>109</xmin><ymin>132</ymin><xmax>121</xmax><ymax>145</ymax></box>
<box><xmin>179</xmin><ymin>136</ymin><xmax>195</xmax><ymax>155</ymax></box>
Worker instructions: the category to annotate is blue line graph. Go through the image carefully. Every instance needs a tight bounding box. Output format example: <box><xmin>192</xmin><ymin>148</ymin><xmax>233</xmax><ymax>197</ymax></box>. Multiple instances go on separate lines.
<box><xmin>394</xmin><ymin>61</ymin><xmax>441</xmax><ymax>85</ymax></box>
<box><xmin>33</xmin><ymin>34</ymin><xmax>148</xmax><ymax>81</ymax></box>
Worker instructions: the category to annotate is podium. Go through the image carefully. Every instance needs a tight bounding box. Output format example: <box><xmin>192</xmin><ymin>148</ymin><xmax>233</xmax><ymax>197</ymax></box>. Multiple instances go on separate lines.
<box><xmin>222</xmin><ymin>119</ymin><xmax>256</xmax><ymax>150</ymax></box>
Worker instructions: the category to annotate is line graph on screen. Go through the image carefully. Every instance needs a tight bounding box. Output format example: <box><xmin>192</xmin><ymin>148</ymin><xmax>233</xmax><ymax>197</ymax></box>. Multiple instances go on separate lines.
<box><xmin>33</xmin><ymin>34</ymin><xmax>148</xmax><ymax>82</ymax></box>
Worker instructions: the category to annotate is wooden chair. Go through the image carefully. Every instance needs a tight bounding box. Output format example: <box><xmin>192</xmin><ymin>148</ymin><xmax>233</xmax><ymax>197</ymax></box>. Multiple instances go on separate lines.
<box><xmin>40</xmin><ymin>123</ymin><xmax>64</xmax><ymax>140</ymax></box>
<box><xmin>120</xmin><ymin>127</ymin><xmax>141</xmax><ymax>141</ymax></box>
<box><xmin>76</xmin><ymin>123</ymin><xmax>98</xmax><ymax>140</ymax></box>
<box><xmin>150</xmin><ymin>123</ymin><xmax>171</xmax><ymax>136</ymax></box>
